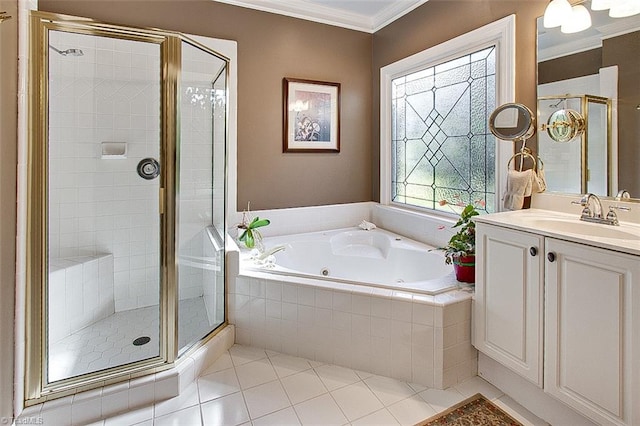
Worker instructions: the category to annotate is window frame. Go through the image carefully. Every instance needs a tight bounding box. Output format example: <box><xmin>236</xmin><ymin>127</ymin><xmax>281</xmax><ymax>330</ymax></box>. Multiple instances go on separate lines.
<box><xmin>380</xmin><ymin>15</ymin><xmax>516</xmax><ymax>214</ymax></box>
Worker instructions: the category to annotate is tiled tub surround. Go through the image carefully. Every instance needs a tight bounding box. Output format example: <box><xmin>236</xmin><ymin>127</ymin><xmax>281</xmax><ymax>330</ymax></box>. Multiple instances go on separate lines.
<box><xmin>228</xmin><ymin>202</ymin><xmax>476</xmax><ymax>389</ymax></box>
<box><xmin>229</xmin><ymin>275</ymin><xmax>476</xmax><ymax>389</ymax></box>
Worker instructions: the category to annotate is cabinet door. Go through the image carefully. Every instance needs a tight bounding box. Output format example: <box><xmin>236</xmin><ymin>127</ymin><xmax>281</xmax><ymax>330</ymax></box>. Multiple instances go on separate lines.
<box><xmin>545</xmin><ymin>238</ymin><xmax>638</xmax><ymax>426</ymax></box>
<box><xmin>474</xmin><ymin>223</ymin><xmax>544</xmax><ymax>386</ymax></box>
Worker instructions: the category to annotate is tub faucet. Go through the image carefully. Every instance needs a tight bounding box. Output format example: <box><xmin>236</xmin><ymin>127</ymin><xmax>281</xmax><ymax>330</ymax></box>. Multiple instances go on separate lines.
<box><xmin>255</xmin><ymin>244</ymin><xmax>286</xmax><ymax>261</ymax></box>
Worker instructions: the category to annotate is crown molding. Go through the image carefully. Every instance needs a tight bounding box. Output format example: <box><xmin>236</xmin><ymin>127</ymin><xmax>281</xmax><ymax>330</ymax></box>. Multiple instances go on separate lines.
<box><xmin>213</xmin><ymin>0</ymin><xmax>429</xmax><ymax>33</ymax></box>
<box><xmin>372</xmin><ymin>0</ymin><xmax>430</xmax><ymax>32</ymax></box>
<box><xmin>538</xmin><ymin>34</ymin><xmax>602</xmax><ymax>62</ymax></box>
<box><xmin>597</xmin><ymin>18</ymin><xmax>640</xmax><ymax>40</ymax></box>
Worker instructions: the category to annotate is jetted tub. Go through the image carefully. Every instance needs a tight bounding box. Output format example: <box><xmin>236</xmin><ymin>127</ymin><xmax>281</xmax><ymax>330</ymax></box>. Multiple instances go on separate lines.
<box><xmin>242</xmin><ymin>227</ymin><xmax>459</xmax><ymax>295</ymax></box>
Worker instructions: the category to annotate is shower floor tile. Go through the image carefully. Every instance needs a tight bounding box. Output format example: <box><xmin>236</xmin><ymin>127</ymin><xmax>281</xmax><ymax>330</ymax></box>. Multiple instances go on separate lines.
<box><xmin>49</xmin><ymin>297</ymin><xmax>214</xmax><ymax>382</ymax></box>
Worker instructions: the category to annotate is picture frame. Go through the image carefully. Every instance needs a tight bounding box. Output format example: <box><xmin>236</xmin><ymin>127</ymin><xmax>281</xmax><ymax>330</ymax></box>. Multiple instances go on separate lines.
<box><xmin>283</xmin><ymin>77</ymin><xmax>340</xmax><ymax>153</ymax></box>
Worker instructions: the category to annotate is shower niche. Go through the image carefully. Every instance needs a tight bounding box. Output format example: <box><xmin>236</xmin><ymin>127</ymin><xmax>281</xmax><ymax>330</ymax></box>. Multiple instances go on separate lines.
<box><xmin>26</xmin><ymin>12</ymin><xmax>229</xmax><ymax>403</ymax></box>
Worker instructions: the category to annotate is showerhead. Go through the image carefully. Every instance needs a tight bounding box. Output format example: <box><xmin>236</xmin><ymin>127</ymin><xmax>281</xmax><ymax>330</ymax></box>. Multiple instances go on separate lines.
<box><xmin>49</xmin><ymin>45</ymin><xmax>84</xmax><ymax>57</ymax></box>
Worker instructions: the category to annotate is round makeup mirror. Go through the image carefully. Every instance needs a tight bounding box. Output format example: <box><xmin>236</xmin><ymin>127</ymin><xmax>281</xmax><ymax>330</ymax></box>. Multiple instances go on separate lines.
<box><xmin>542</xmin><ymin>108</ymin><xmax>585</xmax><ymax>143</ymax></box>
<box><xmin>489</xmin><ymin>103</ymin><xmax>536</xmax><ymax>142</ymax></box>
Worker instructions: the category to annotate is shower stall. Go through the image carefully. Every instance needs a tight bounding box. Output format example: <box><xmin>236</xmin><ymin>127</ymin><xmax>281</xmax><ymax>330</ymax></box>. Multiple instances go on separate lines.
<box><xmin>25</xmin><ymin>12</ymin><xmax>229</xmax><ymax>402</ymax></box>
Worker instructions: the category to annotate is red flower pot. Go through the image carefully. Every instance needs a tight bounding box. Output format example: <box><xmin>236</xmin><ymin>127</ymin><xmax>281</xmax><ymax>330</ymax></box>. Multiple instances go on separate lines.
<box><xmin>453</xmin><ymin>255</ymin><xmax>475</xmax><ymax>283</ymax></box>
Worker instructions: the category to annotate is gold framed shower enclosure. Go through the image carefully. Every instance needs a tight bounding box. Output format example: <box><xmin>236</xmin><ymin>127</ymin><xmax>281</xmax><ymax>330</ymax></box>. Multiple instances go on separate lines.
<box><xmin>25</xmin><ymin>11</ymin><xmax>229</xmax><ymax>405</ymax></box>
<box><xmin>537</xmin><ymin>94</ymin><xmax>612</xmax><ymax>195</ymax></box>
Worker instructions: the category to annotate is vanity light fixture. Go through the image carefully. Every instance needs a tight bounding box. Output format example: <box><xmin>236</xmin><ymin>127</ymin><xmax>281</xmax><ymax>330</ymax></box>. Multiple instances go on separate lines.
<box><xmin>609</xmin><ymin>0</ymin><xmax>640</xmax><ymax>17</ymax></box>
<box><xmin>543</xmin><ymin>0</ymin><xmax>573</xmax><ymax>28</ymax></box>
<box><xmin>544</xmin><ymin>0</ymin><xmax>594</xmax><ymax>33</ymax></box>
<box><xmin>591</xmin><ymin>0</ymin><xmax>640</xmax><ymax>17</ymax></box>
<box><xmin>590</xmin><ymin>0</ymin><xmax>613</xmax><ymax>10</ymax></box>
<box><xmin>561</xmin><ymin>4</ymin><xmax>592</xmax><ymax>33</ymax></box>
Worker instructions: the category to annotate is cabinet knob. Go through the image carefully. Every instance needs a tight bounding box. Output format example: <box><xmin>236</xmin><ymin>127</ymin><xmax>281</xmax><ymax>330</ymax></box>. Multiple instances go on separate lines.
<box><xmin>529</xmin><ymin>247</ymin><xmax>538</xmax><ymax>256</ymax></box>
<box><xmin>547</xmin><ymin>252</ymin><xmax>556</xmax><ymax>262</ymax></box>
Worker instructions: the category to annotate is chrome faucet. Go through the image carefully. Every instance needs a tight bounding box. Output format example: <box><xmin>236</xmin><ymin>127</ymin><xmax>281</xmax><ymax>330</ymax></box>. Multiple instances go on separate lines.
<box><xmin>572</xmin><ymin>193</ymin><xmax>630</xmax><ymax>226</ymax></box>
<box><xmin>615</xmin><ymin>189</ymin><xmax>631</xmax><ymax>201</ymax></box>
<box><xmin>572</xmin><ymin>193</ymin><xmax>603</xmax><ymax>220</ymax></box>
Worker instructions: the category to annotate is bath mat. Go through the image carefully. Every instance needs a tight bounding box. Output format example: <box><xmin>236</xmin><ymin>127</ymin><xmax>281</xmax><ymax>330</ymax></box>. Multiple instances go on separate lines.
<box><xmin>415</xmin><ymin>393</ymin><xmax>524</xmax><ymax>426</ymax></box>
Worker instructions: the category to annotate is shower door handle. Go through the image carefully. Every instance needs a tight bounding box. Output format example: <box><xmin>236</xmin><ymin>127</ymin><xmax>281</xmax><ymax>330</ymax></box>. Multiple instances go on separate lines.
<box><xmin>159</xmin><ymin>187</ymin><xmax>165</xmax><ymax>215</ymax></box>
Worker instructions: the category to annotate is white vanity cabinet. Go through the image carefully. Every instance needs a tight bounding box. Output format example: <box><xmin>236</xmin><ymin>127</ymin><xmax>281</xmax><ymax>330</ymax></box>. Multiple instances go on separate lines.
<box><xmin>474</xmin><ymin>223</ymin><xmax>544</xmax><ymax>386</ymax></box>
<box><xmin>544</xmin><ymin>238</ymin><xmax>639</xmax><ymax>426</ymax></box>
<box><xmin>474</xmin><ymin>219</ymin><xmax>640</xmax><ymax>426</ymax></box>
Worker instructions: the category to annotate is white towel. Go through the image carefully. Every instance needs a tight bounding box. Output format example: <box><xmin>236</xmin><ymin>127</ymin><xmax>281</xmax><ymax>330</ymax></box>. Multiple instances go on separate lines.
<box><xmin>358</xmin><ymin>220</ymin><xmax>377</xmax><ymax>231</ymax></box>
<box><xmin>503</xmin><ymin>169</ymin><xmax>534</xmax><ymax>210</ymax></box>
<box><xmin>533</xmin><ymin>166</ymin><xmax>547</xmax><ymax>193</ymax></box>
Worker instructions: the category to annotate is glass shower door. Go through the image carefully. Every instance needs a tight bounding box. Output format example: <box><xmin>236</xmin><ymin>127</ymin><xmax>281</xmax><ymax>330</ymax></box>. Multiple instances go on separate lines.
<box><xmin>177</xmin><ymin>40</ymin><xmax>227</xmax><ymax>355</ymax></box>
<box><xmin>46</xmin><ymin>29</ymin><xmax>162</xmax><ymax>382</ymax></box>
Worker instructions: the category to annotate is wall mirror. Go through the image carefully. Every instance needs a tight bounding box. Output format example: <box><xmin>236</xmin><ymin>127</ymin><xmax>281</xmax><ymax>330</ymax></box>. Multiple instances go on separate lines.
<box><xmin>537</xmin><ymin>0</ymin><xmax>640</xmax><ymax>199</ymax></box>
<box><xmin>489</xmin><ymin>103</ymin><xmax>536</xmax><ymax>143</ymax></box>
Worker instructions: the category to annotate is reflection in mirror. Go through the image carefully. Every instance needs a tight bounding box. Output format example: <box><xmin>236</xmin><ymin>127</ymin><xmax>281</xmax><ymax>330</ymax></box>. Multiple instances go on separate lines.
<box><xmin>538</xmin><ymin>95</ymin><xmax>609</xmax><ymax>194</ymax></box>
<box><xmin>537</xmin><ymin>0</ymin><xmax>640</xmax><ymax>199</ymax></box>
<box><xmin>543</xmin><ymin>108</ymin><xmax>585</xmax><ymax>143</ymax></box>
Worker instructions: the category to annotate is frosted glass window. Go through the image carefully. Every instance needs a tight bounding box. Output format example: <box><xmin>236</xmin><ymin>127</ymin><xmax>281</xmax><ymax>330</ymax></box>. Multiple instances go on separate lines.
<box><xmin>391</xmin><ymin>46</ymin><xmax>496</xmax><ymax>213</ymax></box>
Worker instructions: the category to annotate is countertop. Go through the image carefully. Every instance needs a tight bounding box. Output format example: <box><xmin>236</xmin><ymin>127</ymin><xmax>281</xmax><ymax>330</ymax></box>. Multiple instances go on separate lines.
<box><xmin>474</xmin><ymin>208</ymin><xmax>640</xmax><ymax>257</ymax></box>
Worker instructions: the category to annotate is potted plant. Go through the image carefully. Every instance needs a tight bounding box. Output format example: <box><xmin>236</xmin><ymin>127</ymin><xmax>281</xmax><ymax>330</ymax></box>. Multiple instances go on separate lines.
<box><xmin>442</xmin><ymin>203</ymin><xmax>479</xmax><ymax>283</ymax></box>
<box><xmin>236</xmin><ymin>203</ymin><xmax>270</xmax><ymax>249</ymax></box>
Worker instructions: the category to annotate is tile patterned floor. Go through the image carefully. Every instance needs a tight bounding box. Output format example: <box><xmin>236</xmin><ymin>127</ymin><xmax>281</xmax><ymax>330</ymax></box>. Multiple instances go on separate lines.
<box><xmin>94</xmin><ymin>344</ymin><xmax>548</xmax><ymax>426</ymax></box>
<box><xmin>49</xmin><ymin>297</ymin><xmax>214</xmax><ymax>381</ymax></box>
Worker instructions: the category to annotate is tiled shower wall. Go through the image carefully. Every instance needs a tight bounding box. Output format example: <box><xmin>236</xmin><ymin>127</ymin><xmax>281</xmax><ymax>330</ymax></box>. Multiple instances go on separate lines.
<box><xmin>48</xmin><ymin>31</ymin><xmax>161</xmax><ymax>311</ymax></box>
<box><xmin>48</xmin><ymin>32</ymin><xmax>227</xmax><ymax>318</ymax></box>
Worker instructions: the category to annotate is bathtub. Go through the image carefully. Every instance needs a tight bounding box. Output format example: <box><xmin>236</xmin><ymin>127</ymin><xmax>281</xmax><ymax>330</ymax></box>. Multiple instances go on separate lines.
<box><xmin>241</xmin><ymin>227</ymin><xmax>459</xmax><ymax>296</ymax></box>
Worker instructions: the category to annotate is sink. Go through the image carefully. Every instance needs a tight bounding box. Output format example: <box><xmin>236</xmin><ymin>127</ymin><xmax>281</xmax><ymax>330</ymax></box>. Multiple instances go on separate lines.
<box><xmin>529</xmin><ymin>218</ymin><xmax>640</xmax><ymax>241</ymax></box>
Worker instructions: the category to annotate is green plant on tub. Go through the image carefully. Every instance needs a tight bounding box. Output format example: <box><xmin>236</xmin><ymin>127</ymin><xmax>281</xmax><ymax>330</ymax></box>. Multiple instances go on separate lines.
<box><xmin>442</xmin><ymin>203</ymin><xmax>479</xmax><ymax>265</ymax></box>
<box><xmin>238</xmin><ymin>216</ymin><xmax>270</xmax><ymax>249</ymax></box>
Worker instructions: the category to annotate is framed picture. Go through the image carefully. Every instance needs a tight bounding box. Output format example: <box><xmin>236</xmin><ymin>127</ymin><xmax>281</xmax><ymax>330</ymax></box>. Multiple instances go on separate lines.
<box><xmin>283</xmin><ymin>77</ymin><xmax>340</xmax><ymax>153</ymax></box>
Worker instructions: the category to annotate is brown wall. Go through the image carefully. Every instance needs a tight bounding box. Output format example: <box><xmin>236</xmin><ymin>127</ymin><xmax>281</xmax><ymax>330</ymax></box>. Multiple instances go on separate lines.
<box><xmin>38</xmin><ymin>0</ymin><xmax>553</xmax><ymax>208</ymax></box>
<box><xmin>372</xmin><ymin>0</ymin><xmax>548</xmax><ymax>200</ymax></box>
<box><xmin>603</xmin><ymin>31</ymin><xmax>640</xmax><ymax>197</ymax></box>
<box><xmin>0</xmin><ymin>0</ymin><xmax>17</xmax><ymax>418</ymax></box>
<box><xmin>38</xmin><ymin>0</ymin><xmax>373</xmax><ymax>210</ymax></box>
<box><xmin>538</xmin><ymin>48</ymin><xmax>602</xmax><ymax>85</ymax></box>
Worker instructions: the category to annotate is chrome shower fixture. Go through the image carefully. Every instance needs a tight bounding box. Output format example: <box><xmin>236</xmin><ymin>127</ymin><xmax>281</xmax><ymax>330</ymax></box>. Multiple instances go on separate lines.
<box><xmin>49</xmin><ymin>45</ymin><xmax>84</xmax><ymax>56</ymax></box>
